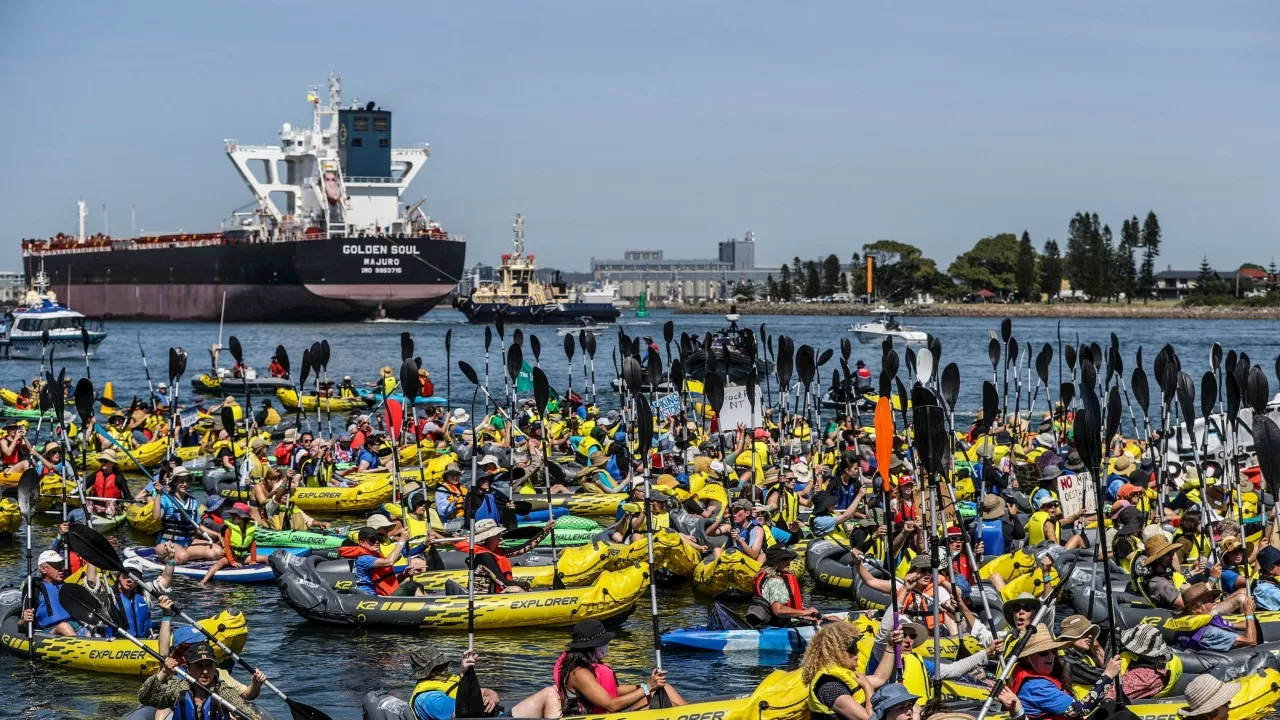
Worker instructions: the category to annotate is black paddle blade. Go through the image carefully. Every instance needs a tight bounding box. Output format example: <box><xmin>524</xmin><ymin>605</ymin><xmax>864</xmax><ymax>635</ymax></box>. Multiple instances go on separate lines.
<box><xmin>1211</xmin><ymin>343</ymin><xmax>1223</xmax><ymax>372</ymax></box>
<box><xmin>80</xmin><ymin>326</ymin><xmax>90</xmax><ymax>355</ymax></box>
<box><xmin>987</xmin><ymin>338</ymin><xmax>1000</xmax><ymax>371</ymax></box>
<box><xmin>512</xmin><ymin>328</ymin><xmax>524</xmax><ymax>349</ymax></box>
<box><xmin>1073</xmin><ymin>400</ymin><xmax>1101</xmax><ymax>471</ymax></box>
<box><xmin>1135</xmin><ymin>346</ymin><xmax>1143</xmax><ymax>373</ymax></box>
<box><xmin>646</xmin><ymin>353</ymin><xmax>661</xmax><ymax>390</ymax></box>
<box><xmin>530</xmin><ymin>334</ymin><xmax>541</xmax><ymax>362</ymax></box>
<box><xmin>49</xmin><ymin>370</ymin><xmax>66</xmax><ymax>420</ymax></box>
<box><xmin>495</xmin><ymin>318</ymin><xmax>505</xmax><ymax>341</ymax></box>
<box><xmin>1000</xmin><ymin>318</ymin><xmax>1012</xmax><ymax>343</ymax></box>
<box><xmin>286</xmin><ymin>697</ymin><xmax>336</xmax><ymax>720</ymax></box>
<box><xmin>1065</xmin><ymin>344</ymin><xmax>1077</xmax><ymax>373</ymax></box>
<box><xmin>1176</xmin><ymin>371</ymin><xmax>1196</xmax><ymax>428</ymax></box>
<box><xmin>17</xmin><ymin>469</ymin><xmax>38</xmax><ymax>518</ymax></box>
<box><xmin>445</xmin><ymin>328</ymin><xmax>452</xmax><ymax>353</ymax></box>
<box><xmin>841</xmin><ymin>337</ymin><xmax>851</xmax><ymax>362</ymax></box>
<box><xmin>1225</xmin><ymin>349</ymin><xmax>1238</xmax><ymax>376</ymax></box>
<box><xmin>276</xmin><ymin>345</ymin><xmax>291</xmax><ymax>376</ymax></box>
<box><xmin>59</xmin><ymin>583</ymin><xmax>106</xmax><ymax>626</ymax></box>
<box><xmin>168</xmin><ymin>347</ymin><xmax>180</xmax><ymax>384</ymax></box>
<box><xmin>1059</xmin><ymin>382</ymin><xmax>1075</xmax><ymax>411</ymax></box>
<box><xmin>622</xmin><ymin>356</ymin><xmax>643</xmax><ymax>394</ymax></box>
<box><xmin>1226</xmin><ymin>371</ymin><xmax>1241</xmax><ymax>425</ymax></box>
<box><xmin>878</xmin><ymin>371</ymin><xmax>892</xmax><ymax>399</ymax></box>
<box><xmin>318</xmin><ymin>340</ymin><xmax>331</xmax><ymax>372</ymax></box>
<box><xmin>308</xmin><ymin>342</ymin><xmax>322</xmax><ymax>375</ymax></box>
<box><xmin>562</xmin><ymin>332</ymin><xmax>575</xmax><ymax>361</ymax></box>
<box><xmin>1080</xmin><ymin>358</ymin><xmax>1097</xmax><ymax>393</ymax></box>
<box><xmin>1104</xmin><ymin>385</ymin><xmax>1121</xmax><ymax>450</ymax></box>
<box><xmin>458</xmin><ymin>361</ymin><xmax>480</xmax><ymax>386</ymax></box>
<box><xmin>817</xmin><ymin>347</ymin><xmax>833</xmax><ymax>368</ymax></box>
<box><xmin>1200</xmin><ymin>370</ymin><xmax>1217</xmax><ymax>419</ymax></box>
<box><xmin>905</xmin><ymin>348</ymin><xmax>917</xmax><ymax>378</ymax></box>
<box><xmin>1248</xmin><ymin>366</ymin><xmax>1270</xmax><ymax>416</ymax></box>
<box><xmin>41</xmin><ymin>329</ymin><xmax>50</xmax><ymax>348</ymax></box>
<box><xmin>175</xmin><ymin>349</ymin><xmax>187</xmax><ymax>380</ymax></box>
<box><xmin>663</xmin><ymin>320</ymin><xmax>674</xmax><ymax>346</ymax></box>
<box><xmin>1008</xmin><ymin>337</ymin><xmax>1019</xmax><ymax>365</ymax></box>
<box><xmin>797</xmin><ymin>345</ymin><xmax>816</xmax><ymax>387</ymax></box>
<box><xmin>1236</xmin><ymin>353</ymin><xmax>1250</xmax><ymax>398</ymax></box>
<box><xmin>705</xmin><ymin>372</ymin><xmax>726</xmax><ymax>414</ymax></box>
<box><xmin>395</xmin><ymin>332</ymin><xmax>411</xmax><ymax>362</ymax></box>
<box><xmin>670</xmin><ymin>359</ymin><xmax>684</xmax><ymax>393</ymax></box>
<box><xmin>37</xmin><ymin>383</ymin><xmax>52</xmax><ymax>414</ymax></box>
<box><xmin>1154</xmin><ymin>346</ymin><xmax>1170</xmax><ymax>391</ymax></box>
<box><xmin>1090</xmin><ymin>342</ymin><xmax>1103</xmax><ymax>373</ymax></box>
<box><xmin>982</xmin><ymin>381</ymin><xmax>998</xmax><ymax>426</ymax></box>
<box><xmin>67</xmin><ymin>523</ymin><xmax>126</xmax><ymax>574</ymax></box>
<box><xmin>484</xmin><ymin>325</ymin><xmax>492</xmax><ymax>352</ymax></box>
<box><xmin>220</xmin><ymin>406</ymin><xmax>236</xmax><ymax>436</ymax></box>
<box><xmin>776</xmin><ymin>338</ymin><xmax>794</xmax><ymax>389</ymax></box>
<box><xmin>882</xmin><ymin>349</ymin><xmax>899</xmax><ymax>380</ymax></box>
<box><xmin>400</xmin><ymin>358</ymin><xmax>422</xmax><ymax>401</ymax></box>
<box><xmin>584</xmin><ymin>331</ymin><xmax>596</xmax><ymax>359</ymax></box>
<box><xmin>894</xmin><ymin>376</ymin><xmax>909</xmax><ymax>432</ymax></box>
<box><xmin>1132</xmin><ymin>367</ymin><xmax>1150</xmax><ymax>417</ymax></box>
<box><xmin>229</xmin><ymin>336</ymin><xmax>243</xmax><ymax>365</ymax></box>
<box><xmin>1161</xmin><ymin>363</ymin><xmax>1179</xmax><ymax>406</ymax></box>
<box><xmin>73</xmin><ymin>378</ymin><xmax>95</xmax><ymax>425</ymax></box>
<box><xmin>1035</xmin><ymin>344</ymin><xmax>1052</xmax><ymax>386</ymax></box>
<box><xmin>506</xmin><ymin>345</ymin><xmax>523</xmax><ymax>383</ymax></box>
<box><xmin>533</xmin><ymin>367</ymin><xmax>551</xmax><ymax>414</ymax></box>
<box><xmin>941</xmin><ymin>363</ymin><xmax>960</xmax><ymax>410</ymax></box>
<box><xmin>636</xmin><ymin>393</ymin><xmax>654</xmax><ymax>465</ymax></box>
<box><xmin>299</xmin><ymin>348</ymin><xmax>312</xmax><ymax>387</ymax></box>
<box><xmin>928</xmin><ymin>335</ymin><xmax>942</xmax><ymax>366</ymax></box>
<box><xmin>455</xmin><ymin>665</ymin><xmax>487</xmax><ymax>720</ymax></box>
<box><xmin>1254</xmin><ymin>415</ymin><xmax>1280</xmax><ymax>496</ymax></box>
<box><xmin>912</xmin><ymin>401</ymin><xmax>947</xmax><ymax>476</ymax></box>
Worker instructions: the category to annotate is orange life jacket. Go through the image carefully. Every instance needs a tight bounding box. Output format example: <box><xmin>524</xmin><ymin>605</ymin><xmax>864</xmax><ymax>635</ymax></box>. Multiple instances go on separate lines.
<box><xmin>338</xmin><ymin>545</ymin><xmax>400</xmax><ymax>596</ymax></box>
<box><xmin>753</xmin><ymin>569</ymin><xmax>803</xmax><ymax>610</ymax></box>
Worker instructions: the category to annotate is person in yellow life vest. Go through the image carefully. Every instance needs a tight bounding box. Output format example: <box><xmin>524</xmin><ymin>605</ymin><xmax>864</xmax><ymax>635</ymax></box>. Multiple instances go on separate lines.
<box><xmin>709</xmin><ymin>498</ymin><xmax>772</xmax><ymax>561</ymax></box>
<box><xmin>689</xmin><ymin>459</ymin><xmax>729</xmax><ymax>520</ymax></box>
<box><xmin>1135</xmin><ymin>534</ymin><xmax>1190</xmax><ymax>610</ymax></box>
<box><xmin>575</xmin><ymin>452</ymin><xmax>622</xmax><ymax>493</ymax></box>
<box><xmin>764</xmin><ymin>464</ymin><xmax>811</xmax><ymax>545</ymax></box>
<box><xmin>1212</xmin><ymin>534</ymin><xmax>1257</xmax><ymax>597</ymax></box>
<box><xmin>736</xmin><ymin>427</ymin><xmax>773</xmax><ymax>485</ymax></box>
<box><xmin>406</xmin><ymin>647</ymin><xmax>500</xmax><ymax>720</ymax></box>
<box><xmin>374</xmin><ymin>366</ymin><xmax>396</xmax><ymax>396</ymax></box>
<box><xmin>199</xmin><ymin>503</ymin><xmax>259</xmax><ymax>585</ymax></box>
<box><xmin>578</xmin><ymin>406</ymin><xmax>599</xmax><ymax>438</ymax></box>
<box><xmin>1026</xmin><ymin>495</ymin><xmax>1086</xmax><ymax>549</ymax></box>
<box><xmin>1173</xmin><ymin>507</ymin><xmax>1214</xmax><ymax>564</ymax></box>
<box><xmin>801</xmin><ymin>621</ymin><xmax>894</xmax><ymax>720</ymax></box>
<box><xmin>432</xmin><ymin>464</ymin><xmax>467</xmax><ymax>527</ymax></box>
<box><xmin>104</xmin><ymin>412</ymin><xmax>136</xmax><ymax>451</ymax></box>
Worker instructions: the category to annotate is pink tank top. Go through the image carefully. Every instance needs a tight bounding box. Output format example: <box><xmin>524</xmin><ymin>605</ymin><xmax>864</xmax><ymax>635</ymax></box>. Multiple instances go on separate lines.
<box><xmin>553</xmin><ymin>654</ymin><xmax>619</xmax><ymax>713</ymax></box>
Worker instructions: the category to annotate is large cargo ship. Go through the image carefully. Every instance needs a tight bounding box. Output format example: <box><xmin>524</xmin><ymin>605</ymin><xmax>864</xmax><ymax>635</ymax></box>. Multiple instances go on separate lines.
<box><xmin>20</xmin><ymin>72</ymin><xmax>465</xmax><ymax>322</ymax></box>
<box><xmin>454</xmin><ymin>215</ymin><xmax>620</xmax><ymax>325</ymax></box>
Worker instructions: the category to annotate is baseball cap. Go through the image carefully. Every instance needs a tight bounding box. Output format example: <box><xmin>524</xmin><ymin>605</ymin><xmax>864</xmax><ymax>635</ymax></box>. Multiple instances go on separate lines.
<box><xmin>38</xmin><ymin>550</ymin><xmax>64</xmax><ymax>565</ymax></box>
<box><xmin>186</xmin><ymin>642</ymin><xmax>217</xmax><ymax>665</ymax></box>
<box><xmin>171</xmin><ymin>626</ymin><xmax>204</xmax><ymax>647</ymax></box>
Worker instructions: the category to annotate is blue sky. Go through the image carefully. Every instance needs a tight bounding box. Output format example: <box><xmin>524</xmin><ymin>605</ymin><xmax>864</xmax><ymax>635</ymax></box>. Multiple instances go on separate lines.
<box><xmin>1</xmin><ymin>2</ymin><xmax>1275</xmax><ymax>273</ymax></box>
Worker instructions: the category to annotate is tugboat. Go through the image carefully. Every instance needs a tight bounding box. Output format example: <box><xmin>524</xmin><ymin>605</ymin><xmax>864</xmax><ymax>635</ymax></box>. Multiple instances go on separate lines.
<box><xmin>455</xmin><ymin>215</ymin><xmax>621</xmax><ymax>325</ymax></box>
<box><xmin>0</xmin><ymin>270</ymin><xmax>106</xmax><ymax>360</ymax></box>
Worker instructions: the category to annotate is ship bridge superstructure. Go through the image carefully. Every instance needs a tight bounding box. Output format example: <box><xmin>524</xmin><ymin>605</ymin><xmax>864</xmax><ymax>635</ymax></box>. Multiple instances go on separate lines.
<box><xmin>223</xmin><ymin>71</ymin><xmax>433</xmax><ymax>239</ymax></box>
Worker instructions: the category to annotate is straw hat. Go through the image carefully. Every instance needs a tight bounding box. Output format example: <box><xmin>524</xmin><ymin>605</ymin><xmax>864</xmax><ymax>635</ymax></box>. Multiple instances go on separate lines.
<box><xmin>1179</xmin><ymin>582</ymin><xmax>1222</xmax><ymax>613</ymax></box>
<box><xmin>1017</xmin><ymin>624</ymin><xmax>1070</xmax><ymax>659</ymax></box>
<box><xmin>1003</xmin><ymin>592</ymin><xmax>1040</xmax><ymax>627</ymax></box>
<box><xmin>1179</xmin><ymin>675</ymin><xmax>1241</xmax><ymax>717</ymax></box>
<box><xmin>99</xmin><ymin>448</ymin><xmax>118</xmax><ymax>464</ymax></box>
<box><xmin>472</xmin><ymin>518</ymin><xmax>506</xmax><ymax>542</ymax></box>
<box><xmin>1113</xmin><ymin>455</ymin><xmax>1134</xmax><ymax>476</ymax></box>
<box><xmin>1057</xmin><ymin>615</ymin><xmax>1099</xmax><ymax>642</ymax></box>
<box><xmin>1142</xmin><ymin>535</ymin><xmax>1179</xmax><ymax>563</ymax></box>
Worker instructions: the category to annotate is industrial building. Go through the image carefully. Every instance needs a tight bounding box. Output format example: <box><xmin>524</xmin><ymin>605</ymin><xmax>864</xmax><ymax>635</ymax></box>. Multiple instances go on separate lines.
<box><xmin>590</xmin><ymin>232</ymin><xmax>794</xmax><ymax>303</ymax></box>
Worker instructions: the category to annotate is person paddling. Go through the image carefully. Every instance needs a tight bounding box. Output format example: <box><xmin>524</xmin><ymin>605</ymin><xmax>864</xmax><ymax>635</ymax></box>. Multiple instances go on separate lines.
<box><xmin>452</xmin><ymin>518</ymin><xmax>554</xmax><ymax>594</ymax></box>
<box><xmin>139</xmin><ymin>641</ymin><xmax>260</xmax><ymax>720</ymax></box>
<box><xmin>554</xmin><ymin>619</ymin><xmax>686</xmax><ymax>713</ymax></box>
<box><xmin>20</xmin><ymin>549</ymin><xmax>76</xmax><ymax>637</ymax></box>
<box><xmin>748</xmin><ymin>545</ymin><xmax>835</xmax><ymax>627</ymax></box>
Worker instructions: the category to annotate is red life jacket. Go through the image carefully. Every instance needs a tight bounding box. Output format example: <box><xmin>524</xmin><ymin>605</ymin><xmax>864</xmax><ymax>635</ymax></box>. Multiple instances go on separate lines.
<box><xmin>338</xmin><ymin>545</ymin><xmax>399</xmax><ymax>596</ymax></box>
<box><xmin>91</xmin><ymin>470</ymin><xmax>123</xmax><ymax>499</ymax></box>
<box><xmin>273</xmin><ymin>442</ymin><xmax>294</xmax><ymax>467</ymax></box>
<box><xmin>1010</xmin><ymin>666</ymin><xmax>1068</xmax><ymax>720</ymax></box>
<box><xmin>453</xmin><ymin>540</ymin><xmax>513</xmax><ymax>581</ymax></box>
<box><xmin>952</xmin><ymin>553</ymin><xmax>974</xmax><ymax>583</ymax></box>
<box><xmin>753</xmin><ymin>569</ymin><xmax>803</xmax><ymax>610</ymax></box>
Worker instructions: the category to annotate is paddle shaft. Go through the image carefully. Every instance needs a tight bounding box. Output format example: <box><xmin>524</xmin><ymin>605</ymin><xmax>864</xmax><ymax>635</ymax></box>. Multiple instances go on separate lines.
<box><xmin>24</xmin><ymin>502</ymin><xmax>33</xmax><ymax>660</ymax></box>
<box><xmin>467</xmin><ymin>385</ymin><xmax>481</xmax><ymax>651</ymax></box>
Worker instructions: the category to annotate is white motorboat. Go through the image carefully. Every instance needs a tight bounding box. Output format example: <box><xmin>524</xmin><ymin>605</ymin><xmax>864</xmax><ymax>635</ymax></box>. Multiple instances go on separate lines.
<box><xmin>556</xmin><ymin>318</ymin><xmax>606</xmax><ymax>336</ymax></box>
<box><xmin>0</xmin><ymin>271</ymin><xmax>106</xmax><ymax>360</ymax></box>
<box><xmin>848</xmin><ymin>306</ymin><xmax>927</xmax><ymax>346</ymax></box>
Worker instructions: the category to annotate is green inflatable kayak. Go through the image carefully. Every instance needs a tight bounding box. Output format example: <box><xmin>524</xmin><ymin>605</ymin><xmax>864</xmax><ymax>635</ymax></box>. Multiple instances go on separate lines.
<box><xmin>501</xmin><ymin>516</ymin><xmax>603</xmax><ymax>549</ymax></box>
<box><xmin>0</xmin><ymin>406</ymin><xmax>55</xmax><ymax>421</ymax></box>
<box><xmin>256</xmin><ymin>528</ymin><xmax>345</xmax><ymax>550</ymax></box>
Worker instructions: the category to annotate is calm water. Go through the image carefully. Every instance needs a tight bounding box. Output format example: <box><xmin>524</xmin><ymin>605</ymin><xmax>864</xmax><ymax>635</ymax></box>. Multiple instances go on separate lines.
<box><xmin>3</xmin><ymin>308</ymin><xmax>1280</xmax><ymax>719</ymax></box>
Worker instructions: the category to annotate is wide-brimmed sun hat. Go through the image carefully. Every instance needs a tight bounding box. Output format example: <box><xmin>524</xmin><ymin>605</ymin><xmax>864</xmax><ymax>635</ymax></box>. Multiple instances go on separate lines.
<box><xmin>1179</xmin><ymin>675</ymin><xmax>1241</xmax><ymax>717</ymax></box>
<box><xmin>567</xmin><ymin>619</ymin><xmax>615</xmax><ymax>649</ymax></box>
<box><xmin>1002</xmin><ymin>593</ymin><xmax>1040</xmax><ymax>627</ymax></box>
<box><xmin>1017</xmin><ymin>624</ymin><xmax>1070</xmax><ymax>659</ymax></box>
<box><xmin>472</xmin><ymin>518</ymin><xmax>506</xmax><ymax>542</ymax></box>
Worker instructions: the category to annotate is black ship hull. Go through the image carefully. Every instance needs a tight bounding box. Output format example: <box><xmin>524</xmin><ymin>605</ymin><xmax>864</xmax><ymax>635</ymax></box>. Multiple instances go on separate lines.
<box><xmin>25</xmin><ymin>236</ymin><xmax>466</xmax><ymax>322</ymax></box>
<box><xmin>454</xmin><ymin>297</ymin><xmax>621</xmax><ymax>325</ymax></box>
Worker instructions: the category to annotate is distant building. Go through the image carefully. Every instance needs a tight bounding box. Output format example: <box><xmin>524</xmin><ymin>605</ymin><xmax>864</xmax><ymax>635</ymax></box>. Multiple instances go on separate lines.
<box><xmin>457</xmin><ymin>263</ymin><xmax>496</xmax><ymax>296</ymax></box>
<box><xmin>592</xmin><ymin>232</ymin><xmax>830</xmax><ymax>303</ymax></box>
<box><xmin>1153</xmin><ymin>267</ymin><xmax>1253</xmax><ymax>300</ymax></box>
<box><xmin>0</xmin><ymin>272</ymin><xmax>25</xmax><ymax>305</ymax></box>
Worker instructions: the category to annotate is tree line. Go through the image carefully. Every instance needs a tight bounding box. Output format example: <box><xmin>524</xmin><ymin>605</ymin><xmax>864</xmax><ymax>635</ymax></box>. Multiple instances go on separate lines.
<box><xmin>748</xmin><ymin>210</ymin><xmax>1168</xmax><ymax>303</ymax></box>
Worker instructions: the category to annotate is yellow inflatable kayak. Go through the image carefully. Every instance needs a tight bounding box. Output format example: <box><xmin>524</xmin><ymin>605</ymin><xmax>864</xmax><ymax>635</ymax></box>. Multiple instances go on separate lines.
<box><xmin>331</xmin><ymin>541</ymin><xmax>613</xmax><ymax>592</ymax></box>
<box><xmin>0</xmin><ymin>498</ymin><xmax>20</xmax><ymax>535</ymax></box>
<box><xmin>693</xmin><ymin>549</ymin><xmax>762</xmax><ymax>597</ymax></box>
<box><xmin>36</xmin><ymin>474</ymin><xmax>81</xmax><ymax>511</ymax></box>
<box><xmin>290</xmin><ymin>474</ymin><xmax>394</xmax><ymax>513</ymax></box>
<box><xmin>276</xmin><ymin>388</ymin><xmax>369</xmax><ymax>413</ymax></box>
<box><xmin>398</xmin><ymin>448</ymin><xmax>455</xmax><ymax>481</ymax></box>
<box><xmin>560</xmin><ymin>668</ymin><xmax>806</xmax><ymax>720</ymax></box>
<box><xmin>521</xmin><ymin>492</ymin><xmax>627</xmax><ymax>518</ymax></box>
<box><xmin>78</xmin><ymin>437</ymin><xmax>169</xmax><ymax>474</ymax></box>
<box><xmin>126</xmin><ymin>496</ymin><xmax>163</xmax><ymax>534</ymax></box>
<box><xmin>0</xmin><ymin>604</ymin><xmax>247</xmax><ymax>676</ymax></box>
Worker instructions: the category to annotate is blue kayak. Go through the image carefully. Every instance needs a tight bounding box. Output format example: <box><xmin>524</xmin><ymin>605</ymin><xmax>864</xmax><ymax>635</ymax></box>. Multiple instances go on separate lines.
<box><xmin>516</xmin><ymin>506</ymin><xmax>569</xmax><ymax>523</ymax></box>
<box><xmin>358</xmin><ymin>389</ymin><xmax>447</xmax><ymax>407</ymax></box>
<box><xmin>123</xmin><ymin>546</ymin><xmax>299</xmax><ymax>584</ymax></box>
<box><xmin>660</xmin><ymin>612</ymin><xmax>849</xmax><ymax>655</ymax></box>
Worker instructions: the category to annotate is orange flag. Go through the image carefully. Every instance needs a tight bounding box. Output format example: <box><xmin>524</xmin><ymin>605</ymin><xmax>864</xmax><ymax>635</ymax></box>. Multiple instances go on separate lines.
<box><xmin>875</xmin><ymin>396</ymin><xmax>894</xmax><ymax>492</ymax></box>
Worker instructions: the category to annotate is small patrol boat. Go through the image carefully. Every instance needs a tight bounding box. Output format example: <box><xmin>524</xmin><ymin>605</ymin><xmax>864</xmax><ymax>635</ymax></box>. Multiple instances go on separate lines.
<box><xmin>0</xmin><ymin>270</ymin><xmax>106</xmax><ymax>360</ymax></box>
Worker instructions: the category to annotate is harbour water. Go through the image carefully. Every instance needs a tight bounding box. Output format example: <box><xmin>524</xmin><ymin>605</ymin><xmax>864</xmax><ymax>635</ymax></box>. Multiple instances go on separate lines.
<box><xmin>2</xmin><ymin>308</ymin><xmax>1279</xmax><ymax>719</ymax></box>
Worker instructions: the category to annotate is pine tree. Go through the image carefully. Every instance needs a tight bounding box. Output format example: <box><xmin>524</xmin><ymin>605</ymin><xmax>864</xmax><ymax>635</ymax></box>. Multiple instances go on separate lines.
<box><xmin>1095</xmin><ymin>220</ymin><xmax>1114</xmax><ymax>300</ymax></box>
<box><xmin>734</xmin><ymin>279</ymin><xmax>756</xmax><ymax>301</ymax></box>
<box><xmin>778</xmin><ymin>265</ymin><xmax>793</xmax><ymax>301</ymax></box>
<box><xmin>839</xmin><ymin>271</ymin><xmax>849</xmax><ymax>295</ymax></box>
<box><xmin>765</xmin><ymin>273</ymin><xmax>779</xmax><ymax>301</ymax></box>
<box><xmin>1015</xmin><ymin>230</ymin><xmax>1038</xmax><ymax>301</ymax></box>
<box><xmin>1040</xmin><ymin>239</ymin><xmax>1063</xmax><ymax>301</ymax></box>
<box><xmin>792</xmin><ymin>256</ymin><xmax>804</xmax><ymax>294</ymax></box>
<box><xmin>1139</xmin><ymin>212</ymin><xmax>1161</xmax><ymax>303</ymax></box>
<box><xmin>1117</xmin><ymin>218</ymin><xmax>1139</xmax><ymax>303</ymax></box>
<box><xmin>1195</xmin><ymin>256</ymin><xmax>1221</xmax><ymax>298</ymax></box>
<box><xmin>804</xmin><ymin>261</ymin><xmax>821</xmax><ymax>298</ymax></box>
<box><xmin>821</xmin><ymin>254</ymin><xmax>842</xmax><ymax>295</ymax></box>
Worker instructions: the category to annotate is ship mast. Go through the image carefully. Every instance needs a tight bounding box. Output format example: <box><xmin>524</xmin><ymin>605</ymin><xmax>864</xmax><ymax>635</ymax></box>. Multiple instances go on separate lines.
<box><xmin>512</xmin><ymin>213</ymin><xmax>524</xmax><ymax>256</ymax></box>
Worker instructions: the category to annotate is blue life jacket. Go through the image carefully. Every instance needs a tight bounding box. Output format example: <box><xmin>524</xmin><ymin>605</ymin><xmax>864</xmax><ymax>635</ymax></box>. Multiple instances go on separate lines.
<box><xmin>173</xmin><ymin>689</ymin><xmax>231</xmax><ymax>720</ymax></box>
<box><xmin>980</xmin><ymin>517</ymin><xmax>1006</xmax><ymax>556</ymax></box>
<box><xmin>473</xmin><ymin>493</ymin><xmax>501</xmax><ymax>524</ymax></box>
<box><xmin>107</xmin><ymin>588</ymin><xmax>152</xmax><ymax>639</ymax></box>
<box><xmin>159</xmin><ymin>494</ymin><xmax>199</xmax><ymax>545</ymax></box>
<box><xmin>31</xmin><ymin>580</ymin><xmax>72</xmax><ymax>629</ymax></box>
<box><xmin>833</xmin><ymin>481</ymin><xmax>859</xmax><ymax>511</ymax></box>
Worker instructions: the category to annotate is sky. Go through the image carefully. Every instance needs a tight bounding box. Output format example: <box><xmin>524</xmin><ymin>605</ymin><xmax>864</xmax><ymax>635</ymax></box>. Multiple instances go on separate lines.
<box><xmin>1</xmin><ymin>2</ymin><xmax>1276</xmax><ymax>274</ymax></box>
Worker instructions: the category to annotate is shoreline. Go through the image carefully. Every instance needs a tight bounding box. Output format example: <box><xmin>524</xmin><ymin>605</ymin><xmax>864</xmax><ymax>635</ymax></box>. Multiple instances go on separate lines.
<box><xmin>670</xmin><ymin>302</ymin><xmax>1280</xmax><ymax>320</ymax></box>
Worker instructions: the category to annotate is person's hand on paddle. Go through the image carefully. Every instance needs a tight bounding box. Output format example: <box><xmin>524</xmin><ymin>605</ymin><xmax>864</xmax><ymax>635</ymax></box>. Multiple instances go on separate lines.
<box><xmin>544</xmin><ymin>519</ymin><xmax>557</xmax><ymax>532</ymax></box>
<box><xmin>157</xmin><ymin>595</ymin><xmax>174</xmax><ymax>613</ymax></box>
<box><xmin>159</xmin><ymin>656</ymin><xmax>180</xmax><ymax>681</ymax></box>
<box><xmin>1039</xmin><ymin>554</ymin><xmax>1054</xmax><ymax>572</ymax></box>
<box><xmin>21</xmin><ymin>608</ymin><xmax>34</xmax><ymax>624</ymax></box>
<box><xmin>997</xmin><ymin>685</ymin><xmax>1022</xmax><ymax>714</ymax></box>
<box><xmin>249</xmin><ymin>668</ymin><xmax>267</xmax><ymax>693</ymax></box>
<box><xmin>1102</xmin><ymin>654</ymin><xmax>1123</xmax><ymax>678</ymax></box>
<box><xmin>59</xmin><ymin>521</ymin><xmax>70</xmax><ymax>535</ymax></box>
<box><xmin>649</xmin><ymin>668</ymin><xmax>668</xmax><ymax>692</ymax></box>
<box><xmin>975</xmin><ymin>540</ymin><xmax>984</xmax><ymax>556</ymax></box>
<box><xmin>1209</xmin><ymin>563</ymin><xmax>1223</xmax><ymax>580</ymax></box>
<box><xmin>987</xmin><ymin>636</ymin><xmax>1005</xmax><ymax>655</ymax></box>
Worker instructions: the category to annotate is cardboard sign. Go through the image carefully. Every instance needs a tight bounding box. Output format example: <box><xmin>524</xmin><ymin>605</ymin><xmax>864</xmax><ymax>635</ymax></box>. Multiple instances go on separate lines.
<box><xmin>1057</xmin><ymin>470</ymin><xmax>1097</xmax><ymax>518</ymax></box>
<box><xmin>178</xmin><ymin>408</ymin><xmax>200</xmax><ymax>429</ymax></box>
<box><xmin>719</xmin><ymin>384</ymin><xmax>761</xmax><ymax>429</ymax></box>
<box><xmin>654</xmin><ymin>393</ymin><xmax>681</xmax><ymax>421</ymax></box>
